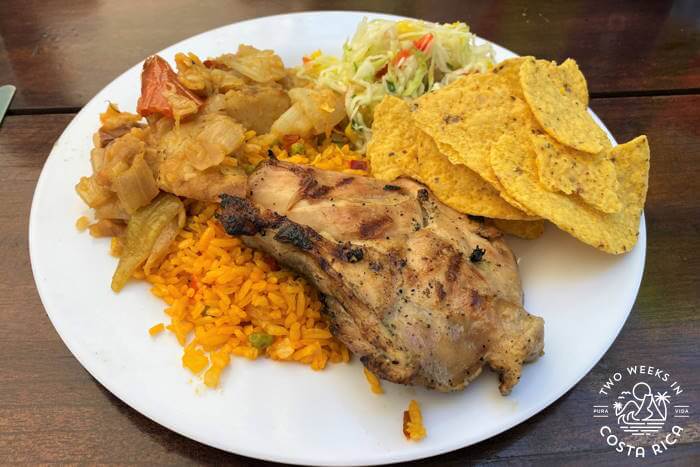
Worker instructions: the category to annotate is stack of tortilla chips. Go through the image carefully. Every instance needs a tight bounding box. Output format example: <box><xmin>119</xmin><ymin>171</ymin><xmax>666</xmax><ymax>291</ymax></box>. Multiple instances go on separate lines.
<box><xmin>368</xmin><ymin>57</ymin><xmax>649</xmax><ymax>253</ymax></box>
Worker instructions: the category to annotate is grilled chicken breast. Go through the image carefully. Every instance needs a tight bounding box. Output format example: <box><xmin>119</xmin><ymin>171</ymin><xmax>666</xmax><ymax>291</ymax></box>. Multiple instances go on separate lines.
<box><xmin>217</xmin><ymin>160</ymin><xmax>544</xmax><ymax>394</ymax></box>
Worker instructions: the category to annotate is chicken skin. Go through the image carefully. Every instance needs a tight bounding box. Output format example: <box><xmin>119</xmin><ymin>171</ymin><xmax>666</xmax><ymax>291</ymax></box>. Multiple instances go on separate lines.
<box><xmin>217</xmin><ymin>160</ymin><xmax>544</xmax><ymax>394</ymax></box>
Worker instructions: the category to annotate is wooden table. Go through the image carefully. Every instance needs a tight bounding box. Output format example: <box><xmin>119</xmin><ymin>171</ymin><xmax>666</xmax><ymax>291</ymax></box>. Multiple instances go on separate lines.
<box><xmin>1</xmin><ymin>1</ymin><xmax>698</xmax><ymax>464</ymax></box>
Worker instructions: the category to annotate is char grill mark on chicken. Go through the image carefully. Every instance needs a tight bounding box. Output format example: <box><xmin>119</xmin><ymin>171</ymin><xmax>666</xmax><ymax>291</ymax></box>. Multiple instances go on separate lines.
<box><xmin>217</xmin><ymin>160</ymin><xmax>544</xmax><ymax>394</ymax></box>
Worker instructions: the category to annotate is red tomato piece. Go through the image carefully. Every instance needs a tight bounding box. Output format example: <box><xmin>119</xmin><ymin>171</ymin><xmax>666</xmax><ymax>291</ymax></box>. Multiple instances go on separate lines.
<box><xmin>136</xmin><ymin>55</ymin><xmax>203</xmax><ymax>118</ymax></box>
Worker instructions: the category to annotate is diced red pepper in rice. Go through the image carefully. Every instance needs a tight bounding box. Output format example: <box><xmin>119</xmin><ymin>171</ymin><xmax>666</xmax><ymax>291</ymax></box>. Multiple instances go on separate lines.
<box><xmin>282</xmin><ymin>134</ymin><xmax>301</xmax><ymax>151</ymax></box>
<box><xmin>349</xmin><ymin>159</ymin><xmax>368</xmax><ymax>171</ymax></box>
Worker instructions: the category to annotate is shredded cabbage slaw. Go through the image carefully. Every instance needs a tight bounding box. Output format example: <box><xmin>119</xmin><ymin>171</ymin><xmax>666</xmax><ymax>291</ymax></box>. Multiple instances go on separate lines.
<box><xmin>297</xmin><ymin>18</ymin><xmax>494</xmax><ymax>149</ymax></box>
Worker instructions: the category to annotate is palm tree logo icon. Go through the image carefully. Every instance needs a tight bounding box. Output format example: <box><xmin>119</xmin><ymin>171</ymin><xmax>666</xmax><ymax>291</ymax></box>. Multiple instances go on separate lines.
<box><xmin>614</xmin><ymin>382</ymin><xmax>669</xmax><ymax>435</ymax></box>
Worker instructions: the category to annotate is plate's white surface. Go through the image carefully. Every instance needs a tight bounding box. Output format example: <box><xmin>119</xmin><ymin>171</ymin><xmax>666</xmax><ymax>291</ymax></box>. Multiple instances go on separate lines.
<box><xmin>29</xmin><ymin>11</ymin><xmax>646</xmax><ymax>466</ymax></box>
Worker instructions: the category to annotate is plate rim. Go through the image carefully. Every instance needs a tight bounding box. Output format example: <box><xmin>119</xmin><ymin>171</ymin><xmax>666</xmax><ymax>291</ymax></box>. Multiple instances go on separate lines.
<box><xmin>28</xmin><ymin>10</ymin><xmax>647</xmax><ymax>465</ymax></box>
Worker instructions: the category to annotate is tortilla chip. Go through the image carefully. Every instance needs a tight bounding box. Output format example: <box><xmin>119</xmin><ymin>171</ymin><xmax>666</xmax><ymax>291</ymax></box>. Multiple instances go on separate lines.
<box><xmin>490</xmin><ymin>133</ymin><xmax>649</xmax><ymax>254</ymax></box>
<box><xmin>493</xmin><ymin>57</ymin><xmax>588</xmax><ymax>110</ymax></box>
<box><xmin>368</xmin><ymin>96</ymin><xmax>534</xmax><ymax>220</ymax></box>
<box><xmin>433</xmin><ymin>139</ymin><xmax>503</xmax><ymax>193</ymax></box>
<box><xmin>366</xmin><ymin>99</ymin><xmax>421</xmax><ymax>180</ymax></box>
<box><xmin>415</xmin><ymin>144</ymin><xmax>535</xmax><ymax>220</ymax></box>
<box><xmin>412</xmin><ymin>73</ymin><xmax>531</xmax><ymax>192</ymax></box>
<box><xmin>492</xmin><ymin>57</ymin><xmax>532</xmax><ymax>101</ymax></box>
<box><xmin>499</xmin><ymin>191</ymin><xmax>539</xmax><ymax>217</ymax></box>
<box><xmin>558</xmin><ymin>58</ymin><xmax>589</xmax><ymax>106</ymax></box>
<box><xmin>531</xmin><ymin>132</ymin><xmax>622</xmax><ymax>213</ymax></box>
<box><xmin>489</xmin><ymin>219</ymin><xmax>545</xmax><ymax>240</ymax></box>
<box><xmin>520</xmin><ymin>58</ymin><xmax>608</xmax><ymax>154</ymax></box>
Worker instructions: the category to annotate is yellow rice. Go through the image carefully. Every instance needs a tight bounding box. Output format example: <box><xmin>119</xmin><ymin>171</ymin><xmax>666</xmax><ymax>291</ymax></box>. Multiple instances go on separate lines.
<box><xmin>142</xmin><ymin>204</ymin><xmax>350</xmax><ymax>388</ymax></box>
<box><xmin>75</xmin><ymin>216</ymin><xmax>90</xmax><ymax>231</ymax></box>
<box><xmin>272</xmin><ymin>142</ymin><xmax>369</xmax><ymax>176</ymax></box>
<box><xmin>133</xmin><ymin>136</ymin><xmax>369</xmax><ymax>388</ymax></box>
<box><xmin>403</xmin><ymin>400</ymin><xmax>427</xmax><ymax>441</ymax></box>
<box><xmin>364</xmin><ymin>367</ymin><xmax>384</xmax><ymax>395</ymax></box>
<box><xmin>234</xmin><ymin>129</ymin><xmax>370</xmax><ymax>176</ymax></box>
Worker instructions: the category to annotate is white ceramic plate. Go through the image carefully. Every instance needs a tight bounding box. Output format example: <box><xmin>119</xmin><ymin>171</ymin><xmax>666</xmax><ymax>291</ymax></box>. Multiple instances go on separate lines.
<box><xmin>29</xmin><ymin>11</ymin><xmax>645</xmax><ymax>466</ymax></box>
